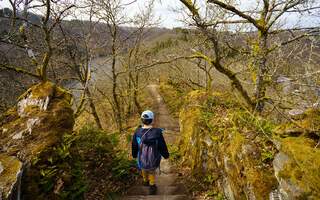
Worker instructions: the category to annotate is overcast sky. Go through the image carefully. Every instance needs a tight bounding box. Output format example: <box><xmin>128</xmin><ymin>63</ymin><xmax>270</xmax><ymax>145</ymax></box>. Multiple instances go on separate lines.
<box><xmin>0</xmin><ymin>0</ymin><xmax>319</xmax><ymax>28</ymax></box>
<box><xmin>141</xmin><ymin>0</ymin><xmax>319</xmax><ymax>28</ymax></box>
<box><xmin>142</xmin><ymin>0</ymin><xmax>184</xmax><ymax>27</ymax></box>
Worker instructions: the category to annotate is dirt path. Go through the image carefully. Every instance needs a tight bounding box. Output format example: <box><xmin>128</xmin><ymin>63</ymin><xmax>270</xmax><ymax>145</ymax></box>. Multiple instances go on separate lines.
<box><xmin>148</xmin><ymin>85</ymin><xmax>180</xmax><ymax>141</ymax></box>
<box><xmin>121</xmin><ymin>85</ymin><xmax>189</xmax><ymax>200</ymax></box>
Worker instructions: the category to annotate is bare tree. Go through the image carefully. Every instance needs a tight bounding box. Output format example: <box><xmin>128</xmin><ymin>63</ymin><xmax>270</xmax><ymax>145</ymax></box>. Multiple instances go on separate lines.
<box><xmin>179</xmin><ymin>0</ymin><xmax>320</xmax><ymax>113</ymax></box>
<box><xmin>0</xmin><ymin>0</ymin><xmax>75</xmax><ymax>82</ymax></box>
<box><xmin>123</xmin><ymin>0</ymin><xmax>157</xmax><ymax>117</ymax></box>
<box><xmin>89</xmin><ymin>0</ymin><xmax>137</xmax><ymax>132</ymax></box>
<box><xmin>57</xmin><ymin>2</ymin><xmax>104</xmax><ymax>129</ymax></box>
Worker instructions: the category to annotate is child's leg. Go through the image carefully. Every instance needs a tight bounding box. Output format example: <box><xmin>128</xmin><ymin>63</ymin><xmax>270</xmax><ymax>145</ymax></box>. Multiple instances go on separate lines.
<box><xmin>148</xmin><ymin>170</ymin><xmax>157</xmax><ymax>195</ymax></box>
<box><xmin>148</xmin><ymin>170</ymin><xmax>156</xmax><ymax>186</ymax></box>
<box><xmin>141</xmin><ymin>170</ymin><xmax>148</xmax><ymax>182</ymax></box>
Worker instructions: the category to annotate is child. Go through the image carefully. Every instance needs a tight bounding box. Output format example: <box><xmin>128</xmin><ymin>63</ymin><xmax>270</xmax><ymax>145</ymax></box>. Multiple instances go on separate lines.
<box><xmin>132</xmin><ymin>110</ymin><xmax>169</xmax><ymax>195</ymax></box>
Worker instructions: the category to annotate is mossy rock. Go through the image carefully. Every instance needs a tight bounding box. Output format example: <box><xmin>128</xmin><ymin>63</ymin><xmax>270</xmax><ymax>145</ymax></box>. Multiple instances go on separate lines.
<box><xmin>0</xmin><ymin>81</ymin><xmax>75</xmax><ymax>199</ymax></box>
<box><xmin>17</xmin><ymin>81</ymin><xmax>72</xmax><ymax>108</ymax></box>
<box><xmin>178</xmin><ymin>90</ymin><xmax>278</xmax><ymax>199</ymax></box>
<box><xmin>224</xmin><ymin>130</ymin><xmax>277</xmax><ymax>199</ymax></box>
<box><xmin>274</xmin><ymin>108</ymin><xmax>320</xmax><ymax>138</ymax></box>
<box><xmin>299</xmin><ymin>109</ymin><xmax>320</xmax><ymax>133</ymax></box>
<box><xmin>278</xmin><ymin>137</ymin><xmax>320</xmax><ymax>198</ymax></box>
<box><xmin>0</xmin><ymin>81</ymin><xmax>74</xmax><ymax>160</ymax></box>
<box><xmin>0</xmin><ymin>154</ymin><xmax>23</xmax><ymax>200</ymax></box>
<box><xmin>179</xmin><ymin>103</ymin><xmax>202</xmax><ymax>170</ymax></box>
<box><xmin>18</xmin><ymin>82</ymin><xmax>55</xmax><ymax>100</ymax></box>
<box><xmin>182</xmin><ymin>90</ymin><xmax>209</xmax><ymax>109</ymax></box>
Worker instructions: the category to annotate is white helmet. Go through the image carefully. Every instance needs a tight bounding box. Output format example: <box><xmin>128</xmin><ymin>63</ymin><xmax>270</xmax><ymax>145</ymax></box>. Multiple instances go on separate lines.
<box><xmin>141</xmin><ymin>110</ymin><xmax>154</xmax><ymax>120</ymax></box>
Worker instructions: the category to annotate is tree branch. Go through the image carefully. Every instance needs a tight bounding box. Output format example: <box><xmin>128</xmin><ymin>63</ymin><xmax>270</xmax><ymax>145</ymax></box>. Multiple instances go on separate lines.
<box><xmin>268</xmin><ymin>29</ymin><xmax>320</xmax><ymax>52</ymax></box>
<box><xmin>207</xmin><ymin>0</ymin><xmax>262</xmax><ymax>30</ymax></box>
<box><xmin>191</xmin><ymin>52</ymin><xmax>255</xmax><ymax>107</ymax></box>
<box><xmin>179</xmin><ymin>0</ymin><xmax>200</xmax><ymax>19</ymax></box>
<box><xmin>0</xmin><ymin>64</ymin><xmax>40</xmax><ymax>79</ymax></box>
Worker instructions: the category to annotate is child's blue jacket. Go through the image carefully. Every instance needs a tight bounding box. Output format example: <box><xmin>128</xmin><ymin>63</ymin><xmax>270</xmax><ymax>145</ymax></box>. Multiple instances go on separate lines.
<box><xmin>132</xmin><ymin>127</ymin><xmax>169</xmax><ymax>169</ymax></box>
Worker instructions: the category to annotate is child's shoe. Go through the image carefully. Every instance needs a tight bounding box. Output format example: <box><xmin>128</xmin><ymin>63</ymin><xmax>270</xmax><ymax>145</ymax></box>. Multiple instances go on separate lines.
<box><xmin>149</xmin><ymin>185</ymin><xmax>157</xmax><ymax>195</ymax></box>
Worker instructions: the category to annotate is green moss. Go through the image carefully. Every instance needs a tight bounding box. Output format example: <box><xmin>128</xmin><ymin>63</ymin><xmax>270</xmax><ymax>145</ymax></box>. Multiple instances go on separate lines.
<box><xmin>159</xmin><ymin>83</ymin><xmax>186</xmax><ymax>117</ymax></box>
<box><xmin>207</xmin><ymin>92</ymin><xmax>240</xmax><ymax>109</ymax></box>
<box><xmin>0</xmin><ymin>107</ymin><xmax>19</xmax><ymax>127</ymax></box>
<box><xmin>54</xmin><ymin>86</ymin><xmax>72</xmax><ymax>104</ymax></box>
<box><xmin>232</xmin><ymin>109</ymin><xmax>275</xmax><ymax>135</ymax></box>
<box><xmin>17</xmin><ymin>82</ymin><xmax>72</xmax><ymax>105</ymax></box>
<box><xmin>225</xmin><ymin>127</ymin><xmax>277</xmax><ymax>198</ymax></box>
<box><xmin>279</xmin><ymin>137</ymin><xmax>320</xmax><ymax>198</ymax></box>
<box><xmin>177</xmin><ymin>89</ymin><xmax>278</xmax><ymax>199</ymax></box>
<box><xmin>179</xmin><ymin>104</ymin><xmax>202</xmax><ymax>170</ymax></box>
<box><xmin>275</xmin><ymin>109</ymin><xmax>320</xmax><ymax>138</ymax></box>
<box><xmin>0</xmin><ymin>154</ymin><xmax>22</xmax><ymax>198</ymax></box>
<box><xmin>186</xmin><ymin>90</ymin><xmax>207</xmax><ymax>102</ymax></box>
<box><xmin>18</xmin><ymin>82</ymin><xmax>55</xmax><ymax>101</ymax></box>
<box><xmin>245</xmin><ymin>167</ymin><xmax>277</xmax><ymax>196</ymax></box>
<box><xmin>30</xmin><ymin>82</ymin><xmax>55</xmax><ymax>99</ymax></box>
<box><xmin>228</xmin><ymin>132</ymin><xmax>245</xmax><ymax>162</ymax></box>
<box><xmin>23</xmin><ymin>105</ymin><xmax>41</xmax><ymax>115</ymax></box>
<box><xmin>299</xmin><ymin>109</ymin><xmax>320</xmax><ymax>132</ymax></box>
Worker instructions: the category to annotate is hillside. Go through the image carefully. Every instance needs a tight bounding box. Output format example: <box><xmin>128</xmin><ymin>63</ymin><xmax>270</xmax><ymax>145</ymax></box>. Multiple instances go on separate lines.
<box><xmin>0</xmin><ymin>8</ymin><xmax>174</xmax><ymax>114</ymax></box>
<box><xmin>1</xmin><ymin>1</ymin><xmax>320</xmax><ymax>200</ymax></box>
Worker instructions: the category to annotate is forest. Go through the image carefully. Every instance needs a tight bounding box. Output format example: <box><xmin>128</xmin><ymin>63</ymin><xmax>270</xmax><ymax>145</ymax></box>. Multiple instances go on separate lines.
<box><xmin>0</xmin><ymin>0</ymin><xmax>319</xmax><ymax>199</ymax></box>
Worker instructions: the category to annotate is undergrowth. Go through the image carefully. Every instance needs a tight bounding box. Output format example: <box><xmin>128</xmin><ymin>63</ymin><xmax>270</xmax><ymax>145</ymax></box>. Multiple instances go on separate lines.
<box><xmin>159</xmin><ymin>81</ymin><xmax>190</xmax><ymax>118</ymax></box>
<box><xmin>22</xmin><ymin>124</ymin><xmax>138</xmax><ymax>200</ymax></box>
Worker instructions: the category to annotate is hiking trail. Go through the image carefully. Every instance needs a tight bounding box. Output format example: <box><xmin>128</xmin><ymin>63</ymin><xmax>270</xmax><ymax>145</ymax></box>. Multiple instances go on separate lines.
<box><xmin>122</xmin><ymin>84</ymin><xmax>190</xmax><ymax>200</ymax></box>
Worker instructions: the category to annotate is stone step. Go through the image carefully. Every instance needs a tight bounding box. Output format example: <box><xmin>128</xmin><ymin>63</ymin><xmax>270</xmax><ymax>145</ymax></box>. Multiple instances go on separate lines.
<box><xmin>126</xmin><ymin>185</ymin><xmax>186</xmax><ymax>195</ymax></box>
<box><xmin>122</xmin><ymin>195</ymin><xmax>190</xmax><ymax>200</ymax></box>
<box><xmin>155</xmin><ymin>175</ymin><xmax>178</xmax><ymax>185</ymax></box>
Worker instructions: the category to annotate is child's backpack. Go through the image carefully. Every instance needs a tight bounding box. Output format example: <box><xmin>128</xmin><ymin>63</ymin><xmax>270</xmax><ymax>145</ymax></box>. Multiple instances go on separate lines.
<box><xmin>139</xmin><ymin>128</ymin><xmax>162</xmax><ymax>170</ymax></box>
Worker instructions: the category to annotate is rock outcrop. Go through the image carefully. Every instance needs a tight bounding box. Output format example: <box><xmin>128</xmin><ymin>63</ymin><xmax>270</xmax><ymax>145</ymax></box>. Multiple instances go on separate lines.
<box><xmin>178</xmin><ymin>90</ymin><xmax>320</xmax><ymax>199</ymax></box>
<box><xmin>0</xmin><ymin>81</ymin><xmax>74</xmax><ymax>200</ymax></box>
<box><xmin>273</xmin><ymin>109</ymin><xmax>320</xmax><ymax>199</ymax></box>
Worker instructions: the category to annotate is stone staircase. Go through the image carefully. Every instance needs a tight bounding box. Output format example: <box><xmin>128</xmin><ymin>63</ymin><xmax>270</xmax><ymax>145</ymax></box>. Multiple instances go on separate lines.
<box><xmin>122</xmin><ymin>85</ymin><xmax>191</xmax><ymax>200</ymax></box>
<box><xmin>122</xmin><ymin>159</ymin><xmax>190</xmax><ymax>200</ymax></box>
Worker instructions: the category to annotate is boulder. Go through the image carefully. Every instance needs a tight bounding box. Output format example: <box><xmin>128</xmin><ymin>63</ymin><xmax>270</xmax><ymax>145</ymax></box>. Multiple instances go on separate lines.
<box><xmin>273</xmin><ymin>137</ymin><xmax>320</xmax><ymax>199</ymax></box>
<box><xmin>272</xmin><ymin>108</ymin><xmax>320</xmax><ymax>199</ymax></box>
<box><xmin>0</xmin><ymin>81</ymin><xmax>74</xmax><ymax>199</ymax></box>
<box><xmin>178</xmin><ymin>91</ymin><xmax>277</xmax><ymax>199</ymax></box>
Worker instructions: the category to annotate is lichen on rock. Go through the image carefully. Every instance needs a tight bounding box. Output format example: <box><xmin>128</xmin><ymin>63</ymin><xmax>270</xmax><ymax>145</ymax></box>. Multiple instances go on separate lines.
<box><xmin>160</xmin><ymin>84</ymin><xmax>320</xmax><ymax>199</ymax></box>
<box><xmin>275</xmin><ymin>137</ymin><xmax>320</xmax><ymax>199</ymax></box>
<box><xmin>274</xmin><ymin>108</ymin><xmax>320</xmax><ymax>138</ymax></box>
<box><xmin>272</xmin><ymin>108</ymin><xmax>320</xmax><ymax>199</ymax></box>
<box><xmin>178</xmin><ymin>90</ymin><xmax>278</xmax><ymax>199</ymax></box>
<box><xmin>0</xmin><ymin>154</ymin><xmax>23</xmax><ymax>199</ymax></box>
<box><xmin>0</xmin><ymin>81</ymin><xmax>74</xmax><ymax>200</ymax></box>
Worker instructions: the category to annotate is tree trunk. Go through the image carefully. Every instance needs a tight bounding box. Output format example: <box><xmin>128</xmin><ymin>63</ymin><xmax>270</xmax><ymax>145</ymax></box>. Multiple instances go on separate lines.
<box><xmin>111</xmin><ymin>30</ymin><xmax>122</xmax><ymax>133</ymax></box>
<box><xmin>126</xmin><ymin>72</ymin><xmax>133</xmax><ymax>119</ymax></box>
<box><xmin>214</xmin><ymin>62</ymin><xmax>254</xmax><ymax>109</ymax></box>
<box><xmin>254</xmin><ymin>31</ymin><xmax>268</xmax><ymax>112</ymax></box>
<box><xmin>133</xmin><ymin>72</ymin><xmax>142</xmax><ymax>114</ymax></box>
<box><xmin>86</xmin><ymin>88</ymin><xmax>103</xmax><ymax>129</ymax></box>
<box><xmin>39</xmin><ymin>0</ymin><xmax>52</xmax><ymax>82</ymax></box>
